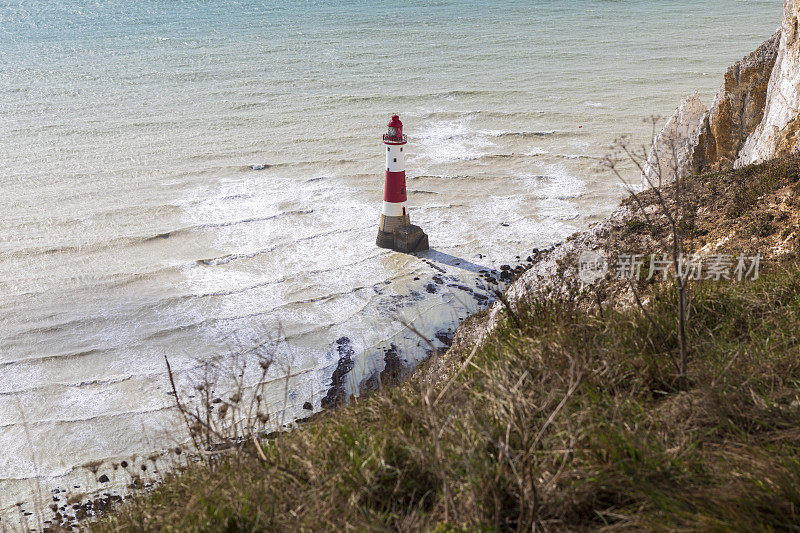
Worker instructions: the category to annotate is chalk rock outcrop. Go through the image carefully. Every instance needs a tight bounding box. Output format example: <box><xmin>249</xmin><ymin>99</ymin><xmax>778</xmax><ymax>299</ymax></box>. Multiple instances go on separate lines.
<box><xmin>643</xmin><ymin>21</ymin><xmax>782</xmax><ymax>185</ymax></box>
<box><xmin>641</xmin><ymin>93</ymin><xmax>707</xmax><ymax>187</ymax></box>
<box><xmin>738</xmin><ymin>0</ymin><xmax>800</xmax><ymax>166</ymax></box>
<box><xmin>695</xmin><ymin>30</ymin><xmax>780</xmax><ymax>172</ymax></box>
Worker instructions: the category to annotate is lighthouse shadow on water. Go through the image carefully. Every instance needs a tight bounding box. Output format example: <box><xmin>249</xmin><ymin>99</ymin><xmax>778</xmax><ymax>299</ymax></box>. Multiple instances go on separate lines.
<box><xmin>417</xmin><ymin>249</ymin><xmax>493</xmax><ymax>275</ymax></box>
<box><xmin>376</xmin><ymin>114</ymin><xmax>429</xmax><ymax>253</ymax></box>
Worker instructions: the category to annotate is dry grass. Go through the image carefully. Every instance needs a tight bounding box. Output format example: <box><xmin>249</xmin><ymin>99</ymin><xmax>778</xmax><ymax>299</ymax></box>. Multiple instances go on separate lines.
<box><xmin>90</xmin><ymin>256</ymin><xmax>800</xmax><ymax>532</ymax></box>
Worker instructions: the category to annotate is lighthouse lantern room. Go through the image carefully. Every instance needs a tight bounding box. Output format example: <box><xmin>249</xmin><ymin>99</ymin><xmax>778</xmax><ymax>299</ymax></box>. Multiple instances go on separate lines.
<box><xmin>376</xmin><ymin>114</ymin><xmax>429</xmax><ymax>253</ymax></box>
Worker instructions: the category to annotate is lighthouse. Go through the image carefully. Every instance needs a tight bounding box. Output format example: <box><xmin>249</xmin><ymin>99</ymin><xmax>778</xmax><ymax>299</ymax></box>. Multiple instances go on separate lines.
<box><xmin>376</xmin><ymin>114</ymin><xmax>429</xmax><ymax>253</ymax></box>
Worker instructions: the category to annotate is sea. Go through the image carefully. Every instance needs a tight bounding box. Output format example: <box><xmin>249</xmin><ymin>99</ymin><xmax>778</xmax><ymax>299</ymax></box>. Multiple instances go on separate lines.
<box><xmin>0</xmin><ymin>0</ymin><xmax>782</xmax><ymax>526</ymax></box>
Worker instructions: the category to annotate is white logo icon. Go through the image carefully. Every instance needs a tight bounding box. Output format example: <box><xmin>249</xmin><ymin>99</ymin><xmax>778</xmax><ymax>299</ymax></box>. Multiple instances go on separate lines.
<box><xmin>577</xmin><ymin>250</ymin><xmax>608</xmax><ymax>283</ymax></box>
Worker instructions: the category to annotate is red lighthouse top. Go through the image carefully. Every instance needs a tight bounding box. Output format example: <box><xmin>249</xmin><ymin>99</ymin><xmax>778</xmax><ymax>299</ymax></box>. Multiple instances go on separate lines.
<box><xmin>383</xmin><ymin>114</ymin><xmax>407</xmax><ymax>145</ymax></box>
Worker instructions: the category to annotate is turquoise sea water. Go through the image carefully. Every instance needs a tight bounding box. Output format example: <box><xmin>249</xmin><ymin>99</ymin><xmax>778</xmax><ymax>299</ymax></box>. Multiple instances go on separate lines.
<box><xmin>0</xmin><ymin>0</ymin><xmax>782</xmax><ymax>524</ymax></box>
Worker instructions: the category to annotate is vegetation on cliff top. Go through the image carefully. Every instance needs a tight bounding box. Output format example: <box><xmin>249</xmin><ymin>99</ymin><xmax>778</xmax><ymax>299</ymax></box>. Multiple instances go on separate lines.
<box><xmin>92</xmin><ymin>157</ymin><xmax>800</xmax><ymax>531</ymax></box>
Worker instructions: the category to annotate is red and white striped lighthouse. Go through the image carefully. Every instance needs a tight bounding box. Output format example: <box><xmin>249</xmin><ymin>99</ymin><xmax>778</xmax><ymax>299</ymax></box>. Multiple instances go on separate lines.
<box><xmin>376</xmin><ymin>114</ymin><xmax>428</xmax><ymax>252</ymax></box>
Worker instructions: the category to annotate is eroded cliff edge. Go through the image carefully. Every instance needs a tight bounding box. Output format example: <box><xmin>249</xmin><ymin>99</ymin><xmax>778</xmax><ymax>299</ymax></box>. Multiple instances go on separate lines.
<box><xmin>643</xmin><ymin>30</ymin><xmax>780</xmax><ymax>185</ymax></box>
<box><xmin>739</xmin><ymin>0</ymin><xmax>800</xmax><ymax>165</ymax></box>
<box><xmin>644</xmin><ymin>0</ymin><xmax>800</xmax><ymax>185</ymax></box>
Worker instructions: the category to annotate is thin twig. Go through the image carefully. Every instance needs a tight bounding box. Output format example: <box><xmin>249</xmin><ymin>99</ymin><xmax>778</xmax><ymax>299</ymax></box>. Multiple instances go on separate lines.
<box><xmin>165</xmin><ymin>354</ymin><xmax>201</xmax><ymax>454</ymax></box>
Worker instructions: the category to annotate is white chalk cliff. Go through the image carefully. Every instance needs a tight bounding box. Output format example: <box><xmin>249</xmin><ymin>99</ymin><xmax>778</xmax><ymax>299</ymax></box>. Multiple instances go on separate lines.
<box><xmin>644</xmin><ymin>0</ymin><xmax>798</xmax><ymax>184</ymax></box>
<box><xmin>641</xmin><ymin>93</ymin><xmax>707</xmax><ymax>188</ymax></box>
<box><xmin>737</xmin><ymin>0</ymin><xmax>800</xmax><ymax>166</ymax></box>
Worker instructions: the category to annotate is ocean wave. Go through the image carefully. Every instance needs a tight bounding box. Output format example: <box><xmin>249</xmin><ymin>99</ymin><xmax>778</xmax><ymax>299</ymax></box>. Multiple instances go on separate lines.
<box><xmin>412</xmin><ymin>118</ymin><xmax>561</xmax><ymax>164</ymax></box>
<box><xmin>559</xmin><ymin>153</ymin><xmax>599</xmax><ymax>160</ymax></box>
<box><xmin>338</xmin><ymin>89</ymin><xmax>527</xmax><ymax>105</ymax></box>
<box><xmin>425</xmin><ymin>89</ymin><xmax>529</xmax><ymax>99</ymax></box>
<box><xmin>534</xmin><ymin>164</ymin><xmax>588</xmax><ymax>201</ymax></box>
<box><xmin>0</xmin><ymin>375</ymin><xmax>135</xmax><ymax>398</ymax></box>
<box><xmin>194</xmin><ymin>241</ymin><xmax>381</xmax><ymax>299</ymax></box>
<box><xmin>182</xmin><ymin>193</ymin><xmax>250</xmax><ymax>205</ymax></box>
<box><xmin>414</xmin><ymin>118</ymin><xmax>497</xmax><ymax>163</ymax></box>
<box><xmin>1</xmin><ymin>316</ymin><xmax>94</xmax><ymax>342</ymax></box>
<box><xmin>525</xmin><ymin>148</ymin><xmax>551</xmax><ymax>156</ymax></box>
<box><xmin>201</xmin><ymin>209</ymin><xmax>314</xmax><ymax>230</ymax></box>
<box><xmin>194</xmin><ymin>224</ymin><xmax>341</xmax><ymax>268</ymax></box>
<box><xmin>4</xmin><ymin>209</ymin><xmax>316</xmax><ymax>262</ymax></box>
<box><xmin>232</xmin><ymin>102</ymin><xmax>270</xmax><ymax>111</ymax></box>
<box><xmin>244</xmin><ymin>158</ymin><xmax>358</xmax><ymax>172</ymax></box>
<box><xmin>0</xmin><ymin>264</ymin><xmax>183</xmax><ymax>305</ymax></box>
<box><xmin>209</xmin><ymin>284</ymin><xmax>378</xmax><ymax>326</ymax></box>
<box><xmin>480</xmin><ymin>153</ymin><xmax>517</xmax><ymax>160</ymax></box>
<box><xmin>485</xmin><ymin>130</ymin><xmax>556</xmax><ymax>138</ymax></box>
<box><xmin>417</xmin><ymin>109</ymin><xmax>546</xmax><ymax>120</ymax></box>
<box><xmin>410</xmin><ymin>174</ymin><xmax>471</xmax><ymax>180</ymax></box>
<box><xmin>415</xmin><ymin>203</ymin><xmax>469</xmax><ymax>210</ymax></box>
<box><xmin>0</xmin><ymin>348</ymin><xmax>105</xmax><ymax>373</ymax></box>
<box><xmin>0</xmin><ymin>203</ymin><xmax>184</xmax><ymax>243</ymax></box>
<box><xmin>0</xmin><ymin>404</ymin><xmax>173</xmax><ymax>432</ymax></box>
<box><xmin>3</xmin><ymin>228</ymin><xmax>190</xmax><ymax>260</ymax></box>
<box><xmin>144</xmin><ymin>230</ymin><xmax>178</xmax><ymax>242</ymax></box>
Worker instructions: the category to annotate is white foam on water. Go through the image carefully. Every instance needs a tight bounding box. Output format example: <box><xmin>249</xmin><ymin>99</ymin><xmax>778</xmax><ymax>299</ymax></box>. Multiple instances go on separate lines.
<box><xmin>524</xmin><ymin>148</ymin><xmax>551</xmax><ymax>156</ymax></box>
<box><xmin>413</xmin><ymin>117</ymin><xmax>499</xmax><ymax>164</ymax></box>
<box><xmin>534</xmin><ymin>164</ymin><xmax>587</xmax><ymax>200</ymax></box>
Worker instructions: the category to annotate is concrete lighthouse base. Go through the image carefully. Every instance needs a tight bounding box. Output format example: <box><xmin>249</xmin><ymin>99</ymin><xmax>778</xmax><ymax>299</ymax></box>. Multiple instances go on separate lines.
<box><xmin>376</xmin><ymin>224</ymin><xmax>429</xmax><ymax>253</ymax></box>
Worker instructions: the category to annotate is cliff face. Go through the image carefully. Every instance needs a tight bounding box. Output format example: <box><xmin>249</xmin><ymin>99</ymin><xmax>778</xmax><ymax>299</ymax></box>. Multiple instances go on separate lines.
<box><xmin>641</xmin><ymin>93</ymin><xmax>707</xmax><ymax>187</ymax></box>
<box><xmin>738</xmin><ymin>0</ymin><xmax>800</xmax><ymax>166</ymax></box>
<box><xmin>694</xmin><ymin>30</ymin><xmax>780</xmax><ymax>172</ymax></box>
<box><xmin>644</xmin><ymin>3</ymin><xmax>790</xmax><ymax>185</ymax></box>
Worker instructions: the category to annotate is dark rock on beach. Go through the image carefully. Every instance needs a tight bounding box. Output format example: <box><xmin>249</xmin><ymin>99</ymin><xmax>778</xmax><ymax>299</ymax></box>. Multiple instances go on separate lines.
<box><xmin>435</xmin><ymin>330</ymin><xmax>454</xmax><ymax>348</ymax></box>
<box><xmin>321</xmin><ymin>337</ymin><xmax>355</xmax><ymax>409</ymax></box>
<box><xmin>380</xmin><ymin>344</ymin><xmax>404</xmax><ymax>387</ymax></box>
